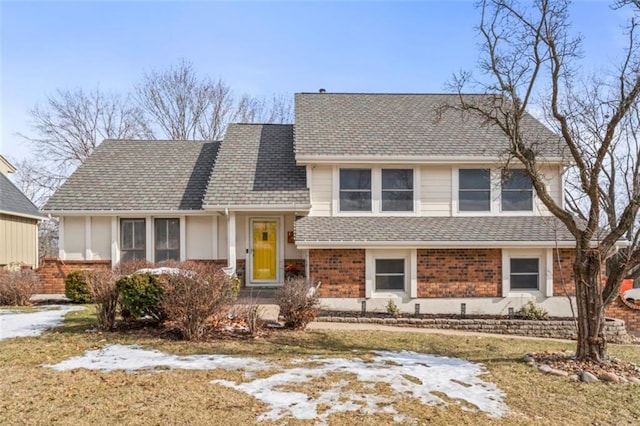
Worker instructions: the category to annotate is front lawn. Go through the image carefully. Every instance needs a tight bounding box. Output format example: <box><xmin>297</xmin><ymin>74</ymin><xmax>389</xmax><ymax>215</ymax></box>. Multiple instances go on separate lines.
<box><xmin>1</xmin><ymin>306</ymin><xmax>639</xmax><ymax>425</ymax></box>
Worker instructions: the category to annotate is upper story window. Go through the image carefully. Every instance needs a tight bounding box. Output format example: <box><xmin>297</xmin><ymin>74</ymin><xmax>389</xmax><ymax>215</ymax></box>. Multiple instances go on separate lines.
<box><xmin>155</xmin><ymin>218</ymin><xmax>180</xmax><ymax>261</ymax></box>
<box><xmin>339</xmin><ymin>169</ymin><xmax>372</xmax><ymax>211</ymax></box>
<box><xmin>459</xmin><ymin>169</ymin><xmax>490</xmax><ymax>211</ymax></box>
<box><xmin>121</xmin><ymin>219</ymin><xmax>146</xmax><ymax>262</ymax></box>
<box><xmin>502</xmin><ymin>169</ymin><xmax>533</xmax><ymax>211</ymax></box>
<box><xmin>382</xmin><ymin>169</ymin><xmax>414</xmax><ymax>212</ymax></box>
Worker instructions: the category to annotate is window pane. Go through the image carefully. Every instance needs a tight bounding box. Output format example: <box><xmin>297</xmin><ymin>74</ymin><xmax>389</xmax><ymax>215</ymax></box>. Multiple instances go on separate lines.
<box><xmin>376</xmin><ymin>258</ymin><xmax>405</xmax><ymax>291</ymax></box>
<box><xmin>502</xmin><ymin>191</ymin><xmax>533</xmax><ymax>211</ymax></box>
<box><xmin>503</xmin><ymin>169</ymin><xmax>532</xmax><ymax>190</ymax></box>
<box><xmin>340</xmin><ymin>191</ymin><xmax>372</xmax><ymax>211</ymax></box>
<box><xmin>155</xmin><ymin>220</ymin><xmax>168</xmax><ymax>249</ymax></box>
<box><xmin>382</xmin><ymin>169</ymin><xmax>413</xmax><ymax>190</ymax></box>
<box><xmin>376</xmin><ymin>275</ymin><xmax>405</xmax><ymax>290</ymax></box>
<box><xmin>460</xmin><ymin>169</ymin><xmax>490</xmax><ymax>190</ymax></box>
<box><xmin>511</xmin><ymin>258</ymin><xmax>539</xmax><ymax>273</ymax></box>
<box><xmin>459</xmin><ymin>191</ymin><xmax>491</xmax><ymax>211</ymax></box>
<box><xmin>340</xmin><ymin>169</ymin><xmax>371</xmax><ymax>190</ymax></box>
<box><xmin>382</xmin><ymin>191</ymin><xmax>413</xmax><ymax>211</ymax></box>
<box><xmin>134</xmin><ymin>221</ymin><xmax>145</xmax><ymax>249</ymax></box>
<box><xmin>167</xmin><ymin>219</ymin><xmax>180</xmax><ymax>249</ymax></box>
<box><xmin>121</xmin><ymin>221</ymin><xmax>133</xmax><ymax>249</ymax></box>
<box><xmin>376</xmin><ymin>259</ymin><xmax>404</xmax><ymax>274</ymax></box>
<box><xmin>510</xmin><ymin>258</ymin><xmax>539</xmax><ymax>290</ymax></box>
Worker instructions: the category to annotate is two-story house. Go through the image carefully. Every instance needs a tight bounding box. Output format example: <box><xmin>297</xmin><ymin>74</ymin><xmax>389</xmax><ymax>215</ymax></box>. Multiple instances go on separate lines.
<box><xmin>43</xmin><ymin>92</ymin><xmax>581</xmax><ymax>316</ymax></box>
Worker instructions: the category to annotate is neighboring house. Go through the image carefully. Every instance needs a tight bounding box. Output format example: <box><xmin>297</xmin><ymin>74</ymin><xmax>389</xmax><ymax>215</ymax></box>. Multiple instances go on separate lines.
<box><xmin>0</xmin><ymin>155</ymin><xmax>44</xmax><ymax>268</ymax></box>
<box><xmin>43</xmin><ymin>92</ymin><xmax>605</xmax><ymax>316</ymax></box>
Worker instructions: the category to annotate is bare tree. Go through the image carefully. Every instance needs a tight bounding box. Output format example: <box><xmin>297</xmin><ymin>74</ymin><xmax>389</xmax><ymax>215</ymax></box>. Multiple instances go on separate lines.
<box><xmin>21</xmin><ymin>88</ymin><xmax>150</xmax><ymax>171</ymax></box>
<box><xmin>136</xmin><ymin>59</ymin><xmax>293</xmax><ymax>141</ymax></box>
<box><xmin>135</xmin><ymin>59</ymin><xmax>235</xmax><ymax>140</ymax></box>
<box><xmin>451</xmin><ymin>0</ymin><xmax>640</xmax><ymax>362</ymax></box>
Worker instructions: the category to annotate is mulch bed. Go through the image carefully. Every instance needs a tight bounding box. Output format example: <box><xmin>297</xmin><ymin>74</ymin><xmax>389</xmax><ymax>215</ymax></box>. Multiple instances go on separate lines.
<box><xmin>318</xmin><ymin>310</ymin><xmax>574</xmax><ymax>321</ymax></box>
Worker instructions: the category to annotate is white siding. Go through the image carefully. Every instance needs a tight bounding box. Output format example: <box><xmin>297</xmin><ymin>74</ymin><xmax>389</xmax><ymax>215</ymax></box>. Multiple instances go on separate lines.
<box><xmin>91</xmin><ymin>217</ymin><xmax>111</xmax><ymax>260</ymax></box>
<box><xmin>186</xmin><ymin>216</ymin><xmax>215</xmax><ymax>259</ymax></box>
<box><xmin>309</xmin><ymin>166</ymin><xmax>332</xmax><ymax>216</ymax></box>
<box><xmin>420</xmin><ymin>166</ymin><xmax>451</xmax><ymax>216</ymax></box>
<box><xmin>285</xmin><ymin>214</ymin><xmax>304</xmax><ymax>259</ymax></box>
<box><xmin>0</xmin><ymin>214</ymin><xmax>38</xmax><ymax>267</ymax></box>
<box><xmin>535</xmin><ymin>165</ymin><xmax>563</xmax><ymax>215</ymax></box>
<box><xmin>217</xmin><ymin>217</ymin><xmax>228</xmax><ymax>261</ymax></box>
<box><xmin>236</xmin><ymin>214</ymin><xmax>248</xmax><ymax>260</ymax></box>
<box><xmin>63</xmin><ymin>217</ymin><xmax>85</xmax><ymax>260</ymax></box>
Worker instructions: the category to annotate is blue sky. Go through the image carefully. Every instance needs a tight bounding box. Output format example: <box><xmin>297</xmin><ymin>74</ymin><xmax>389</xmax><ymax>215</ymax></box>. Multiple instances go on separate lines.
<box><xmin>0</xmin><ymin>0</ymin><xmax>632</xmax><ymax>163</ymax></box>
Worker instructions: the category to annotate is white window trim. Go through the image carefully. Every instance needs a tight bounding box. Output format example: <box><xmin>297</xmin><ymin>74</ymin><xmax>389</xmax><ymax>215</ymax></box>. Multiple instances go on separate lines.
<box><xmin>116</xmin><ymin>216</ymin><xmax>187</xmax><ymax>264</ymax></box>
<box><xmin>452</xmin><ymin>167</ymin><xmax>540</xmax><ymax>216</ymax></box>
<box><xmin>365</xmin><ymin>249</ymin><xmax>417</xmax><ymax>298</ymax></box>
<box><xmin>333</xmin><ymin>166</ymin><xmax>419</xmax><ymax>216</ymax></box>
<box><xmin>502</xmin><ymin>248</ymin><xmax>553</xmax><ymax>297</ymax></box>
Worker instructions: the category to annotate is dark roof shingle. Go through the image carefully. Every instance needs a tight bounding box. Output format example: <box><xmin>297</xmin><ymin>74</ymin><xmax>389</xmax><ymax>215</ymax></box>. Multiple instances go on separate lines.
<box><xmin>0</xmin><ymin>173</ymin><xmax>43</xmax><ymax>219</ymax></box>
<box><xmin>294</xmin><ymin>93</ymin><xmax>563</xmax><ymax>159</ymax></box>
<box><xmin>294</xmin><ymin>216</ymin><xmax>575</xmax><ymax>244</ymax></box>
<box><xmin>44</xmin><ymin>140</ymin><xmax>219</xmax><ymax>211</ymax></box>
<box><xmin>203</xmin><ymin>124</ymin><xmax>309</xmax><ymax>207</ymax></box>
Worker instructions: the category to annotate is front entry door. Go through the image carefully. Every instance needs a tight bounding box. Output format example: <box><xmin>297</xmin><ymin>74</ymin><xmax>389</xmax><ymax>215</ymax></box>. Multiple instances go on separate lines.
<box><xmin>251</xmin><ymin>219</ymin><xmax>278</xmax><ymax>283</ymax></box>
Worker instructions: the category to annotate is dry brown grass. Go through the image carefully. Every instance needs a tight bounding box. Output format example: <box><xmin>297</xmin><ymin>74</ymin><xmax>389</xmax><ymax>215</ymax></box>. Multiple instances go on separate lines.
<box><xmin>1</xmin><ymin>307</ymin><xmax>640</xmax><ymax>425</ymax></box>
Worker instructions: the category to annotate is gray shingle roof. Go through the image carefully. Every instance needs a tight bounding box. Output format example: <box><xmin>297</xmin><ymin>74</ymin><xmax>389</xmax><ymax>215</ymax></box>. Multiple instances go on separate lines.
<box><xmin>294</xmin><ymin>216</ymin><xmax>575</xmax><ymax>245</ymax></box>
<box><xmin>0</xmin><ymin>173</ymin><xmax>43</xmax><ymax>219</ymax></box>
<box><xmin>294</xmin><ymin>93</ymin><xmax>564</xmax><ymax>159</ymax></box>
<box><xmin>203</xmin><ymin>124</ymin><xmax>309</xmax><ymax>207</ymax></box>
<box><xmin>44</xmin><ymin>140</ymin><xmax>219</xmax><ymax>211</ymax></box>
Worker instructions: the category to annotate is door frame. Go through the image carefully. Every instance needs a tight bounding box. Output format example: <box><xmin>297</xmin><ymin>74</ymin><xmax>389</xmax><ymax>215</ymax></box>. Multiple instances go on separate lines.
<box><xmin>246</xmin><ymin>216</ymin><xmax>283</xmax><ymax>286</ymax></box>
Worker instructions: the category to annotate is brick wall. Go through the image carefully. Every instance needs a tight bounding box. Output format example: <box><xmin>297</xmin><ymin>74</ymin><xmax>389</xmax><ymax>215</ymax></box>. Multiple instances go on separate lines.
<box><xmin>309</xmin><ymin>249</ymin><xmax>365</xmax><ymax>298</ymax></box>
<box><xmin>36</xmin><ymin>257</ymin><xmax>111</xmax><ymax>294</ymax></box>
<box><xmin>417</xmin><ymin>249</ymin><xmax>502</xmax><ymax>297</ymax></box>
<box><xmin>606</xmin><ymin>297</ymin><xmax>640</xmax><ymax>337</ymax></box>
<box><xmin>552</xmin><ymin>248</ymin><xmax>577</xmax><ymax>296</ymax></box>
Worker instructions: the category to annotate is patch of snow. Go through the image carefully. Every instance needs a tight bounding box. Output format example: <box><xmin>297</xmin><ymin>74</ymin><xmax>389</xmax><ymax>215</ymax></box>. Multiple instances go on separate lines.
<box><xmin>0</xmin><ymin>305</ymin><xmax>84</xmax><ymax>340</ymax></box>
<box><xmin>46</xmin><ymin>344</ymin><xmax>507</xmax><ymax>422</ymax></box>
<box><xmin>47</xmin><ymin>344</ymin><xmax>270</xmax><ymax>374</ymax></box>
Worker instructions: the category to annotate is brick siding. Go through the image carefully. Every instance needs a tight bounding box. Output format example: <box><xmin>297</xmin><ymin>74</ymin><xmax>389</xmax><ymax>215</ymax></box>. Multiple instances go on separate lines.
<box><xmin>606</xmin><ymin>297</ymin><xmax>640</xmax><ymax>337</ymax></box>
<box><xmin>36</xmin><ymin>257</ymin><xmax>111</xmax><ymax>294</ymax></box>
<box><xmin>417</xmin><ymin>249</ymin><xmax>502</xmax><ymax>297</ymax></box>
<box><xmin>552</xmin><ymin>248</ymin><xmax>577</xmax><ymax>296</ymax></box>
<box><xmin>309</xmin><ymin>249</ymin><xmax>365</xmax><ymax>298</ymax></box>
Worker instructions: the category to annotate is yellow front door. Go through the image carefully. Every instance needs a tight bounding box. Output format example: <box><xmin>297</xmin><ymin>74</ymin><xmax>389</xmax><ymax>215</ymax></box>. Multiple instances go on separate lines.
<box><xmin>252</xmin><ymin>220</ymin><xmax>277</xmax><ymax>281</ymax></box>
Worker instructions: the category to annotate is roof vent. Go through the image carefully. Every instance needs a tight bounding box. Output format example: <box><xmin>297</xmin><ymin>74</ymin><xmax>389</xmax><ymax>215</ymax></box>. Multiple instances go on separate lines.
<box><xmin>318</xmin><ymin>88</ymin><xmax>326</xmax><ymax>93</ymax></box>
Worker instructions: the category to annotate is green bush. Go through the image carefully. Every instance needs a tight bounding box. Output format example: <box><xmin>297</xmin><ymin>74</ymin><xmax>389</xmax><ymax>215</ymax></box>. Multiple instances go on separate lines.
<box><xmin>115</xmin><ymin>273</ymin><xmax>164</xmax><ymax>321</ymax></box>
<box><xmin>65</xmin><ymin>270</ymin><xmax>92</xmax><ymax>303</ymax></box>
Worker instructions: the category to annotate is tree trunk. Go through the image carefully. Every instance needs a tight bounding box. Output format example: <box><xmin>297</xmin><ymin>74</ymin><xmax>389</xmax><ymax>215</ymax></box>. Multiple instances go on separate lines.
<box><xmin>574</xmin><ymin>250</ymin><xmax>608</xmax><ymax>362</ymax></box>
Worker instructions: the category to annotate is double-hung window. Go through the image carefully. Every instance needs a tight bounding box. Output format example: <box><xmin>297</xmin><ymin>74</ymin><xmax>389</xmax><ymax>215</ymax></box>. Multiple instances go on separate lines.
<box><xmin>459</xmin><ymin>169</ymin><xmax>491</xmax><ymax>211</ymax></box>
<box><xmin>121</xmin><ymin>219</ymin><xmax>146</xmax><ymax>262</ymax></box>
<box><xmin>339</xmin><ymin>169</ymin><xmax>372</xmax><ymax>211</ymax></box>
<box><xmin>382</xmin><ymin>169</ymin><xmax>414</xmax><ymax>211</ymax></box>
<box><xmin>510</xmin><ymin>258</ymin><xmax>539</xmax><ymax>290</ymax></box>
<box><xmin>155</xmin><ymin>218</ymin><xmax>180</xmax><ymax>261</ymax></box>
<box><xmin>502</xmin><ymin>169</ymin><xmax>533</xmax><ymax>211</ymax></box>
<box><xmin>375</xmin><ymin>259</ymin><xmax>405</xmax><ymax>291</ymax></box>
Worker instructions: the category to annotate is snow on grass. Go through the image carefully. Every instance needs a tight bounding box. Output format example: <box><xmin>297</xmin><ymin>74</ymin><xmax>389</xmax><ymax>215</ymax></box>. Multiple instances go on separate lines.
<box><xmin>0</xmin><ymin>305</ymin><xmax>84</xmax><ymax>340</ymax></box>
<box><xmin>48</xmin><ymin>344</ymin><xmax>270</xmax><ymax>374</ymax></box>
<box><xmin>46</xmin><ymin>344</ymin><xmax>507</xmax><ymax>422</ymax></box>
